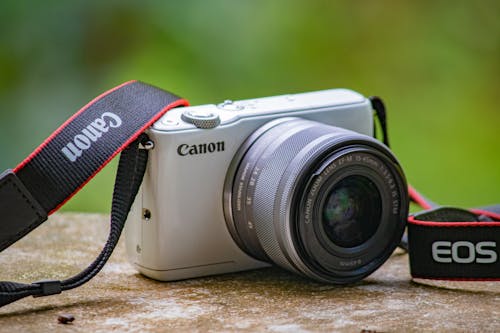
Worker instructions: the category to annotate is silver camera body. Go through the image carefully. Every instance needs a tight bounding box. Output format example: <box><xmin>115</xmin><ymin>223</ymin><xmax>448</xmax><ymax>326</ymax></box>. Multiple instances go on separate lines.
<box><xmin>125</xmin><ymin>89</ymin><xmax>381</xmax><ymax>282</ymax></box>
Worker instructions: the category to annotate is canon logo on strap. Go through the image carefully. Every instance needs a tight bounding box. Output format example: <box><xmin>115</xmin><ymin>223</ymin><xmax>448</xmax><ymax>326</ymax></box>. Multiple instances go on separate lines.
<box><xmin>61</xmin><ymin>112</ymin><xmax>122</xmax><ymax>162</ymax></box>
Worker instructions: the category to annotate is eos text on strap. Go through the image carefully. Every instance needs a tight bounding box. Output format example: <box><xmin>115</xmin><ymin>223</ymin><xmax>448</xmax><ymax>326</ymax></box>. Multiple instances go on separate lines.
<box><xmin>406</xmin><ymin>199</ymin><xmax>500</xmax><ymax>281</ymax></box>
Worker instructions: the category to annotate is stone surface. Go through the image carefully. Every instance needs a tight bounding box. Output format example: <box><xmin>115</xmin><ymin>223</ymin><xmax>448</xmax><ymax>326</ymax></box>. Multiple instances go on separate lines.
<box><xmin>0</xmin><ymin>213</ymin><xmax>498</xmax><ymax>332</ymax></box>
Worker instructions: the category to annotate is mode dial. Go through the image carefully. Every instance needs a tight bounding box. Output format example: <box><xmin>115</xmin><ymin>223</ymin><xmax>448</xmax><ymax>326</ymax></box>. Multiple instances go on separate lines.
<box><xmin>181</xmin><ymin>109</ymin><xmax>221</xmax><ymax>129</ymax></box>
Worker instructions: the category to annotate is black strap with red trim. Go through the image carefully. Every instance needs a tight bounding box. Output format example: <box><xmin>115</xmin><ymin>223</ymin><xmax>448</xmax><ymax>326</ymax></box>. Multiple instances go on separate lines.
<box><xmin>371</xmin><ymin>99</ymin><xmax>499</xmax><ymax>282</ymax></box>
<box><xmin>0</xmin><ymin>81</ymin><xmax>188</xmax><ymax>306</ymax></box>
<box><xmin>407</xmin><ymin>187</ymin><xmax>500</xmax><ymax>281</ymax></box>
<box><xmin>0</xmin><ymin>80</ymin><xmax>188</xmax><ymax>252</ymax></box>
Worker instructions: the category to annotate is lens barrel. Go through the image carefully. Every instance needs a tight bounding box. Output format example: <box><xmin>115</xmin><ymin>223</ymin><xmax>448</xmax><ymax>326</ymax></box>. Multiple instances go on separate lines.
<box><xmin>224</xmin><ymin>118</ymin><xmax>408</xmax><ymax>283</ymax></box>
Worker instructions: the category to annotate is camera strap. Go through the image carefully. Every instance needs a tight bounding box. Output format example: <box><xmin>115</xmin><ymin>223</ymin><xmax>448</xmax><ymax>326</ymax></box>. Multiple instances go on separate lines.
<box><xmin>371</xmin><ymin>98</ymin><xmax>500</xmax><ymax>282</ymax></box>
<box><xmin>407</xmin><ymin>187</ymin><xmax>500</xmax><ymax>281</ymax></box>
<box><xmin>0</xmin><ymin>81</ymin><xmax>189</xmax><ymax>306</ymax></box>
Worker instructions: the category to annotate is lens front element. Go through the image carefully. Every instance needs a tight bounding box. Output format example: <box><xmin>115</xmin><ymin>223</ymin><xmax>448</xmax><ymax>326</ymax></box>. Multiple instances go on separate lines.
<box><xmin>321</xmin><ymin>175</ymin><xmax>382</xmax><ymax>248</ymax></box>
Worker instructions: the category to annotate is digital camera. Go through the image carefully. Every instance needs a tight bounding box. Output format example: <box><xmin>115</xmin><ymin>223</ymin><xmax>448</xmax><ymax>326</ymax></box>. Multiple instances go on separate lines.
<box><xmin>125</xmin><ymin>88</ymin><xmax>409</xmax><ymax>284</ymax></box>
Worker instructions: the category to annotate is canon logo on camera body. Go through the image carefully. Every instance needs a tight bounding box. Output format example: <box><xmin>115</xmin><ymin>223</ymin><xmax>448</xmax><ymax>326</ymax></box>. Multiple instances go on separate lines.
<box><xmin>177</xmin><ymin>141</ymin><xmax>225</xmax><ymax>156</ymax></box>
<box><xmin>61</xmin><ymin>112</ymin><xmax>122</xmax><ymax>162</ymax></box>
<box><xmin>432</xmin><ymin>240</ymin><xmax>497</xmax><ymax>264</ymax></box>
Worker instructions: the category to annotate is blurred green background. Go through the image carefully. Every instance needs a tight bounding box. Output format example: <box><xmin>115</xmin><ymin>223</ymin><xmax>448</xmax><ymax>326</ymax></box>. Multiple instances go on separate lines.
<box><xmin>0</xmin><ymin>1</ymin><xmax>498</xmax><ymax>212</ymax></box>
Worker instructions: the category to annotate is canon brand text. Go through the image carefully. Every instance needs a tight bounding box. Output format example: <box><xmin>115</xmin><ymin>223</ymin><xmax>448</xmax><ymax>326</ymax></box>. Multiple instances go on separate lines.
<box><xmin>177</xmin><ymin>141</ymin><xmax>225</xmax><ymax>156</ymax></box>
<box><xmin>61</xmin><ymin>112</ymin><xmax>122</xmax><ymax>162</ymax></box>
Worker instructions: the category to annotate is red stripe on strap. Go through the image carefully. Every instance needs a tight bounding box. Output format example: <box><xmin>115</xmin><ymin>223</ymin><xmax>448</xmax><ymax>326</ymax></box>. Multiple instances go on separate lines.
<box><xmin>408</xmin><ymin>215</ymin><xmax>500</xmax><ymax>227</ymax></box>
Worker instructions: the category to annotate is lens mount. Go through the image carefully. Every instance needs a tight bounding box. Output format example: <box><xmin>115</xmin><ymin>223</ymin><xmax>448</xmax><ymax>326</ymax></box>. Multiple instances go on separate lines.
<box><xmin>224</xmin><ymin>117</ymin><xmax>408</xmax><ymax>284</ymax></box>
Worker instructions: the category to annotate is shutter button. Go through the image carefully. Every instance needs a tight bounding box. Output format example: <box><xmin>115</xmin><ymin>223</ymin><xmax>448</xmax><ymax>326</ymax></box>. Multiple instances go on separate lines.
<box><xmin>181</xmin><ymin>109</ymin><xmax>221</xmax><ymax>129</ymax></box>
<box><xmin>217</xmin><ymin>100</ymin><xmax>244</xmax><ymax>111</ymax></box>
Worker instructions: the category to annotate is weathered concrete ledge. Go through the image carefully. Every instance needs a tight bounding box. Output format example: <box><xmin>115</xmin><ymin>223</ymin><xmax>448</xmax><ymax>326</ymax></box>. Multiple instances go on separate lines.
<box><xmin>0</xmin><ymin>213</ymin><xmax>498</xmax><ymax>332</ymax></box>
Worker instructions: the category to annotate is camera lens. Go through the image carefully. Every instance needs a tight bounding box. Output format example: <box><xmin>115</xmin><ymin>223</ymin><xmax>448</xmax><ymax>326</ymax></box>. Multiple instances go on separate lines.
<box><xmin>224</xmin><ymin>117</ymin><xmax>408</xmax><ymax>284</ymax></box>
<box><xmin>321</xmin><ymin>175</ymin><xmax>382</xmax><ymax>248</ymax></box>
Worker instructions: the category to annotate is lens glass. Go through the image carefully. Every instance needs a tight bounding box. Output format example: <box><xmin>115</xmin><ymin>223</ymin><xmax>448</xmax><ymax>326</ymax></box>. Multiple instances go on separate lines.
<box><xmin>321</xmin><ymin>175</ymin><xmax>382</xmax><ymax>248</ymax></box>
